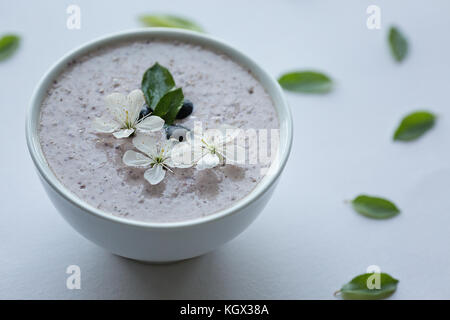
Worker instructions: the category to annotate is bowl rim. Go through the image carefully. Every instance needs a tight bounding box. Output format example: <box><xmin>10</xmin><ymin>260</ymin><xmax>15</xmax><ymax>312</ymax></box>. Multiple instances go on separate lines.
<box><xmin>25</xmin><ymin>28</ymin><xmax>293</xmax><ymax>230</ymax></box>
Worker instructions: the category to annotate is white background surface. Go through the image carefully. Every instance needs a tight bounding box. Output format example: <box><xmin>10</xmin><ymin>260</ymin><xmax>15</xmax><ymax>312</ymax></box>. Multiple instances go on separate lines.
<box><xmin>1</xmin><ymin>0</ymin><xmax>449</xmax><ymax>299</ymax></box>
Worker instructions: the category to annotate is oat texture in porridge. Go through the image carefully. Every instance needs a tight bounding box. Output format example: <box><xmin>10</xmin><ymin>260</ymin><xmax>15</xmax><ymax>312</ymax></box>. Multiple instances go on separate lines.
<box><xmin>39</xmin><ymin>40</ymin><xmax>279</xmax><ymax>222</ymax></box>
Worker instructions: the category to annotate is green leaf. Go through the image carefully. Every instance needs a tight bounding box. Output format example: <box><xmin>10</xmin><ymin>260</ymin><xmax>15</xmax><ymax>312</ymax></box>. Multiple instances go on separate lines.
<box><xmin>278</xmin><ymin>71</ymin><xmax>332</xmax><ymax>94</ymax></box>
<box><xmin>393</xmin><ymin>111</ymin><xmax>436</xmax><ymax>141</ymax></box>
<box><xmin>338</xmin><ymin>272</ymin><xmax>399</xmax><ymax>300</ymax></box>
<box><xmin>153</xmin><ymin>88</ymin><xmax>184</xmax><ymax>125</ymax></box>
<box><xmin>141</xmin><ymin>63</ymin><xmax>175</xmax><ymax>109</ymax></box>
<box><xmin>388</xmin><ymin>26</ymin><xmax>408</xmax><ymax>62</ymax></box>
<box><xmin>141</xmin><ymin>63</ymin><xmax>186</xmax><ymax>125</ymax></box>
<box><xmin>139</xmin><ymin>14</ymin><xmax>204</xmax><ymax>32</ymax></box>
<box><xmin>0</xmin><ymin>34</ymin><xmax>20</xmax><ymax>62</ymax></box>
<box><xmin>351</xmin><ymin>195</ymin><xmax>400</xmax><ymax>219</ymax></box>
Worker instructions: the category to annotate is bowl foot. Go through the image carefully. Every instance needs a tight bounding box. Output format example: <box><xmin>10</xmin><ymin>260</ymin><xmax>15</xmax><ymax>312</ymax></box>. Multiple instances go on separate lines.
<box><xmin>113</xmin><ymin>253</ymin><xmax>205</xmax><ymax>265</ymax></box>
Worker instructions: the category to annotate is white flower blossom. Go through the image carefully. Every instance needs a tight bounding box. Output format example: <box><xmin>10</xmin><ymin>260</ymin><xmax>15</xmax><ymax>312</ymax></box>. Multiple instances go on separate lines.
<box><xmin>171</xmin><ymin>126</ymin><xmax>244</xmax><ymax>170</ymax></box>
<box><xmin>123</xmin><ymin>134</ymin><xmax>185</xmax><ymax>185</ymax></box>
<box><xmin>93</xmin><ymin>89</ymin><xmax>164</xmax><ymax>139</ymax></box>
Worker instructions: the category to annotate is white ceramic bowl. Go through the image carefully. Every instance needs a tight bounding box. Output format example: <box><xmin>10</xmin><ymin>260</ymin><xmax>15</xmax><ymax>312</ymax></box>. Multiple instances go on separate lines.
<box><xmin>26</xmin><ymin>29</ymin><xmax>293</xmax><ymax>263</ymax></box>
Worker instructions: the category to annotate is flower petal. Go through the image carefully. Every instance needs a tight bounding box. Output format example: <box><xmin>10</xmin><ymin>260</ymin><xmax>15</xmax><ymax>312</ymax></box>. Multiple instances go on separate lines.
<box><xmin>105</xmin><ymin>93</ymin><xmax>127</xmax><ymax>123</ymax></box>
<box><xmin>196</xmin><ymin>153</ymin><xmax>220</xmax><ymax>170</ymax></box>
<box><xmin>185</xmin><ymin>131</ymin><xmax>195</xmax><ymax>143</ymax></box>
<box><xmin>185</xmin><ymin>133</ymin><xmax>205</xmax><ymax>152</ymax></box>
<box><xmin>123</xmin><ymin>150</ymin><xmax>152</xmax><ymax>167</ymax></box>
<box><xmin>144</xmin><ymin>165</ymin><xmax>166</xmax><ymax>185</ymax></box>
<box><xmin>105</xmin><ymin>92</ymin><xmax>127</xmax><ymax>109</ymax></box>
<box><xmin>162</xmin><ymin>138</ymin><xmax>177</xmax><ymax>156</ymax></box>
<box><xmin>136</xmin><ymin>115</ymin><xmax>165</xmax><ymax>132</ymax></box>
<box><xmin>170</xmin><ymin>141</ymin><xmax>195</xmax><ymax>168</ymax></box>
<box><xmin>112</xmin><ymin>128</ymin><xmax>135</xmax><ymax>139</ymax></box>
<box><xmin>93</xmin><ymin>118</ymin><xmax>119</xmax><ymax>133</ymax></box>
<box><xmin>132</xmin><ymin>134</ymin><xmax>158</xmax><ymax>156</ymax></box>
<box><xmin>127</xmin><ymin>89</ymin><xmax>145</xmax><ymax>123</ymax></box>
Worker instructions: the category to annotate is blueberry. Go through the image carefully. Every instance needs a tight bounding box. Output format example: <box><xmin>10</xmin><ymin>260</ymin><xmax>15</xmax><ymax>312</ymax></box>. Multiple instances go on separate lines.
<box><xmin>165</xmin><ymin>124</ymin><xmax>189</xmax><ymax>142</ymax></box>
<box><xmin>176</xmin><ymin>99</ymin><xmax>194</xmax><ymax>119</ymax></box>
<box><xmin>138</xmin><ymin>104</ymin><xmax>152</xmax><ymax>120</ymax></box>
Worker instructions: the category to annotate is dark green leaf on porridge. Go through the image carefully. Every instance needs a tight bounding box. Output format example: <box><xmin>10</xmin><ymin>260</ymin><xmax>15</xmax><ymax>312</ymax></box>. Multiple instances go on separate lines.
<box><xmin>351</xmin><ymin>195</ymin><xmax>400</xmax><ymax>219</ymax></box>
<box><xmin>388</xmin><ymin>26</ymin><xmax>408</xmax><ymax>62</ymax></box>
<box><xmin>393</xmin><ymin>111</ymin><xmax>436</xmax><ymax>141</ymax></box>
<box><xmin>337</xmin><ymin>272</ymin><xmax>399</xmax><ymax>300</ymax></box>
<box><xmin>278</xmin><ymin>71</ymin><xmax>332</xmax><ymax>94</ymax></box>
<box><xmin>141</xmin><ymin>63</ymin><xmax>176</xmax><ymax>109</ymax></box>
<box><xmin>153</xmin><ymin>88</ymin><xmax>184</xmax><ymax>125</ymax></box>
<box><xmin>139</xmin><ymin>14</ymin><xmax>204</xmax><ymax>32</ymax></box>
<box><xmin>0</xmin><ymin>34</ymin><xmax>20</xmax><ymax>62</ymax></box>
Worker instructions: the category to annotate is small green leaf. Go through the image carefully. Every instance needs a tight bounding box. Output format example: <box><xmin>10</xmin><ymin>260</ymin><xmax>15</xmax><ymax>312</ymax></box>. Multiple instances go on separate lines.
<box><xmin>141</xmin><ymin>63</ymin><xmax>186</xmax><ymax>125</ymax></box>
<box><xmin>0</xmin><ymin>34</ymin><xmax>20</xmax><ymax>62</ymax></box>
<box><xmin>393</xmin><ymin>111</ymin><xmax>436</xmax><ymax>141</ymax></box>
<box><xmin>351</xmin><ymin>195</ymin><xmax>400</xmax><ymax>219</ymax></box>
<box><xmin>141</xmin><ymin>63</ymin><xmax>175</xmax><ymax>109</ymax></box>
<box><xmin>278</xmin><ymin>71</ymin><xmax>332</xmax><ymax>94</ymax></box>
<box><xmin>139</xmin><ymin>14</ymin><xmax>204</xmax><ymax>32</ymax></box>
<box><xmin>388</xmin><ymin>26</ymin><xmax>408</xmax><ymax>62</ymax></box>
<box><xmin>153</xmin><ymin>88</ymin><xmax>184</xmax><ymax>125</ymax></box>
<box><xmin>338</xmin><ymin>273</ymin><xmax>399</xmax><ymax>300</ymax></box>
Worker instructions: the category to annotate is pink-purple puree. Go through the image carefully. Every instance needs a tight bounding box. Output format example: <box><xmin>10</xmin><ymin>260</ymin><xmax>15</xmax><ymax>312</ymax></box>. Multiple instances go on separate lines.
<box><xmin>39</xmin><ymin>40</ymin><xmax>279</xmax><ymax>222</ymax></box>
